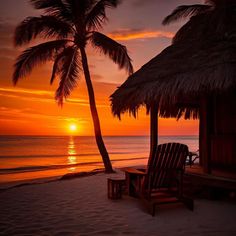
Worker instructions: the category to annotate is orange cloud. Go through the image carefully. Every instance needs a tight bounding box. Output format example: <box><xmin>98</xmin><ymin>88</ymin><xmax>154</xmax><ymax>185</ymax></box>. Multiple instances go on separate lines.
<box><xmin>0</xmin><ymin>106</ymin><xmax>85</xmax><ymax>123</ymax></box>
<box><xmin>108</xmin><ymin>29</ymin><xmax>174</xmax><ymax>41</ymax></box>
<box><xmin>0</xmin><ymin>87</ymin><xmax>53</xmax><ymax>96</ymax></box>
<box><xmin>0</xmin><ymin>86</ymin><xmax>109</xmax><ymax>107</ymax></box>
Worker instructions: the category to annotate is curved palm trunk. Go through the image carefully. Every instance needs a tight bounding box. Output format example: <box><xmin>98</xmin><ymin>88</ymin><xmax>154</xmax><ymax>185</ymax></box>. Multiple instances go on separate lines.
<box><xmin>80</xmin><ymin>47</ymin><xmax>114</xmax><ymax>173</ymax></box>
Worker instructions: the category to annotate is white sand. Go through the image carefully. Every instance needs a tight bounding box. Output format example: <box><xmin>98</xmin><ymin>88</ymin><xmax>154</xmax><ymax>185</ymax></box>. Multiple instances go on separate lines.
<box><xmin>1</xmin><ymin>170</ymin><xmax>236</xmax><ymax>236</ymax></box>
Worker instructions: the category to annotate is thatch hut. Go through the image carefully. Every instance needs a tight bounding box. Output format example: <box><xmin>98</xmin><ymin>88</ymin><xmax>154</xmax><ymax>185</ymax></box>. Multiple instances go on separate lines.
<box><xmin>111</xmin><ymin>1</ymin><xmax>236</xmax><ymax>178</ymax></box>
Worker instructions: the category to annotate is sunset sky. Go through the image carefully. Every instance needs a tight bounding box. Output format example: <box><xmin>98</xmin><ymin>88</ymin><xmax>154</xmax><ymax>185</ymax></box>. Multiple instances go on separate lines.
<box><xmin>0</xmin><ymin>0</ymin><xmax>201</xmax><ymax>136</ymax></box>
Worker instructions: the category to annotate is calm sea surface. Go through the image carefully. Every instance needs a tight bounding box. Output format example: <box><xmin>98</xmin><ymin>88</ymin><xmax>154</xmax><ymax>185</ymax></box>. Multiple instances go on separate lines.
<box><xmin>0</xmin><ymin>135</ymin><xmax>198</xmax><ymax>186</ymax></box>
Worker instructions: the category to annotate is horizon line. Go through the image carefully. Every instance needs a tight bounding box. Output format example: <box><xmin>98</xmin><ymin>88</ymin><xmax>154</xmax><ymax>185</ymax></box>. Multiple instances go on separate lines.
<box><xmin>0</xmin><ymin>134</ymin><xmax>199</xmax><ymax>137</ymax></box>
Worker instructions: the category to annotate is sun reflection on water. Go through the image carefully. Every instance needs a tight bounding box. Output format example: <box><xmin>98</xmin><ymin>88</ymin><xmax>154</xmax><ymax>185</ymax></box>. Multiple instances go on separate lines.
<box><xmin>67</xmin><ymin>137</ymin><xmax>77</xmax><ymax>172</ymax></box>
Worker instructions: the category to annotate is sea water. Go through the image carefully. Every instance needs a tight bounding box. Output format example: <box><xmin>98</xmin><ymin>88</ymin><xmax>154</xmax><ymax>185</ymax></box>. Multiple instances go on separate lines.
<box><xmin>0</xmin><ymin>135</ymin><xmax>198</xmax><ymax>186</ymax></box>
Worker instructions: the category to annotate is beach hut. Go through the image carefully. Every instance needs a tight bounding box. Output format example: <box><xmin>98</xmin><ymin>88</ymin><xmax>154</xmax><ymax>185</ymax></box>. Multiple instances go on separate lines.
<box><xmin>111</xmin><ymin>1</ymin><xmax>236</xmax><ymax>184</ymax></box>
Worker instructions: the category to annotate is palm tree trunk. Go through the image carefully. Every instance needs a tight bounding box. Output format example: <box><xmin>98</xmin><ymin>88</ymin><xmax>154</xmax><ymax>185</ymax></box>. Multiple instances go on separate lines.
<box><xmin>80</xmin><ymin>47</ymin><xmax>114</xmax><ymax>173</ymax></box>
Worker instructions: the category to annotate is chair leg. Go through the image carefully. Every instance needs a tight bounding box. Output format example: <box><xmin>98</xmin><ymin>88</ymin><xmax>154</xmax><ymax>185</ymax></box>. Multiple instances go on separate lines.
<box><xmin>181</xmin><ymin>196</ymin><xmax>194</xmax><ymax>211</ymax></box>
<box><xmin>147</xmin><ymin>202</ymin><xmax>156</xmax><ymax>217</ymax></box>
<box><xmin>150</xmin><ymin>203</ymin><xmax>156</xmax><ymax>217</ymax></box>
<box><xmin>141</xmin><ymin>198</ymin><xmax>156</xmax><ymax>216</ymax></box>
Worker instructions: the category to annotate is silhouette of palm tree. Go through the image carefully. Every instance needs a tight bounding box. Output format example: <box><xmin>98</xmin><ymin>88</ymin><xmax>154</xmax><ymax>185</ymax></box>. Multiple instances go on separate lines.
<box><xmin>13</xmin><ymin>0</ymin><xmax>133</xmax><ymax>173</ymax></box>
<box><xmin>162</xmin><ymin>0</ymin><xmax>236</xmax><ymax>44</ymax></box>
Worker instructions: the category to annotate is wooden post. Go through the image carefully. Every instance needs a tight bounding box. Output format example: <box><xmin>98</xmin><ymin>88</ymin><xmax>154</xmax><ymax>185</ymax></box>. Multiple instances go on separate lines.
<box><xmin>199</xmin><ymin>97</ymin><xmax>212</xmax><ymax>174</ymax></box>
<box><xmin>199</xmin><ymin>117</ymin><xmax>202</xmax><ymax>166</ymax></box>
<box><xmin>150</xmin><ymin>104</ymin><xmax>158</xmax><ymax>158</ymax></box>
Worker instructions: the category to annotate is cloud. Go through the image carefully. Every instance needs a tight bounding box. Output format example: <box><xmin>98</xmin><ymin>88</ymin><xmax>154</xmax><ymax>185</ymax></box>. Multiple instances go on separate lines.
<box><xmin>108</xmin><ymin>28</ymin><xmax>174</xmax><ymax>41</ymax></box>
<box><xmin>0</xmin><ymin>87</ymin><xmax>59</xmax><ymax>107</ymax></box>
<box><xmin>0</xmin><ymin>21</ymin><xmax>15</xmax><ymax>46</ymax></box>
<box><xmin>0</xmin><ymin>87</ymin><xmax>86</xmax><ymax>105</ymax></box>
<box><xmin>0</xmin><ymin>48</ymin><xmax>18</xmax><ymax>59</ymax></box>
<box><xmin>0</xmin><ymin>87</ymin><xmax>53</xmax><ymax>96</ymax></box>
<box><xmin>90</xmin><ymin>73</ymin><xmax>104</xmax><ymax>81</ymax></box>
<box><xmin>132</xmin><ymin>0</ymin><xmax>157</xmax><ymax>7</ymax></box>
<box><xmin>0</xmin><ymin>86</ymin><xmax>111</xmax><ymax>107</ymax></box>
<box><xmin>0</xmin><ymin>87</ymin><xmax>55</xmax><ymax>103</ymax></box>
<box><xmin>0</xmin><ymin>106</ymin><xmax>86</xmax><ymax>123</ymax></box>
<box><xmin>132</xmin><ymin>0</ymin><xmax>180</xmax><ymax>7</ymax></box>
<box><xmin>66</xmin><ymin>98</ymin><xmax>109</xmax><ymax>108</ymax></box>
<box><xmin>0</xmin><ymin>21</ymin><xmax>20</xmax><ymax>63</ymax></box>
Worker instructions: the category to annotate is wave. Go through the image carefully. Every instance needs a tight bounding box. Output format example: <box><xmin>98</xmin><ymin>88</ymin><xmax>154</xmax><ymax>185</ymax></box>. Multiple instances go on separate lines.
<box><xmin>0</xmin><ymin>156</ymin><xmax>147</xmax><ymax>175</ymax></box>
<box><xmin>0</xmin><ymin>151</ymin><xmax>141</xmax><ymax>159</ymax></box>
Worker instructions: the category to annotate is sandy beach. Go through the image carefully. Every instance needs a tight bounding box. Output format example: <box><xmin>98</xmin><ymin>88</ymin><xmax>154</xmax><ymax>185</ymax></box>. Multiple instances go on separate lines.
<box><xmin>1</xmin><ymin>170</ymin><xmax>236</xmax><ymax>236</ymax></box>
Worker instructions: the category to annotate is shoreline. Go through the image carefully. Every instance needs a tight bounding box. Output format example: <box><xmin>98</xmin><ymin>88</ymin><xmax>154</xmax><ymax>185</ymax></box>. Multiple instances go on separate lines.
<box><xmin>0</xmin><ymin>164</ymin><xmax>147</xmax><ymax>192</ymax></box>
<box><xmin>0</xmin><ymin>167</ymin><xmax>106</xmax><ymax>192</ymax></box>
<box><xmin>0</xmin><ymin>159</ymin><xmax>148</xmax><ymax>190</ymax></box>
<box><xmin>0</xmin><ymin>156</ymin><xmax>147</xmax><ymax>174</ymax></box>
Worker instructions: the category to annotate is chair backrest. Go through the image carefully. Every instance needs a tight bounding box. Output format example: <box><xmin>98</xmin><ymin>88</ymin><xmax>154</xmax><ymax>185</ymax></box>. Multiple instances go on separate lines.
<box><xmin>143</xmin><ymin>143</ymin><xmax>189</xmax><ymax>194</ymax></box>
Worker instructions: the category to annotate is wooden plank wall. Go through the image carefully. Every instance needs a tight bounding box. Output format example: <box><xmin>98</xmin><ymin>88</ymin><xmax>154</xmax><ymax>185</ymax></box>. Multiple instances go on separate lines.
<box><xmin>211</xmin><ymin>93</ymin><xmax>236</xmax><ymax>170</ymax></box>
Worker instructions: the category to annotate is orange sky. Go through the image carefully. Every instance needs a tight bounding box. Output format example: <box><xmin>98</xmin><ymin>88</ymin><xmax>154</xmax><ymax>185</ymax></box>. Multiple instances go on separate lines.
<box><xmin>0</xmin><ymin>0</ymin><xmax>200</xmax><ymax>136</ymax></box>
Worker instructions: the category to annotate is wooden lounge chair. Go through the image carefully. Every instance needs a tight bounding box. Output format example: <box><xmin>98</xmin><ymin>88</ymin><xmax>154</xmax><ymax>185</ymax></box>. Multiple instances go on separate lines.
<box><xmin>125</xmin><ymin>142</ymin><xmax>194</xmax><ymax>216</ymax></box>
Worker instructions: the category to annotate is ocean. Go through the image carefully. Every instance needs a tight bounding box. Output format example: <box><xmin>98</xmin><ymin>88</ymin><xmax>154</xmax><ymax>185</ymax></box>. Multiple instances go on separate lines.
<box><xmin>0</xmin><ymin>135</ymin><xmax>198</xmax><ymax>187</ymax></box>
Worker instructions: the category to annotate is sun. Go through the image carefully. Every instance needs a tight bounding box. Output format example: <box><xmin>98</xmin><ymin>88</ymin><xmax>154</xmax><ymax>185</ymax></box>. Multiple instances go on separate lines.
<box><xmin>69</xmin><ymin>124</ymin><xmax>77</xmax><ymax>132</ymax></box>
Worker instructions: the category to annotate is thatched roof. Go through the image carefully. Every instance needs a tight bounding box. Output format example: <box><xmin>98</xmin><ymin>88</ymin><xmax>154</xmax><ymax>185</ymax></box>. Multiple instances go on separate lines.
<box><xmin>111</xmin><ymin>2</ymin><xmax>236</xmax><ymax>119</ymax></box>
<box><xmin>111</xmin><ymin>39</ymin><xmax>236</xmax><ymax>119</ymax></box>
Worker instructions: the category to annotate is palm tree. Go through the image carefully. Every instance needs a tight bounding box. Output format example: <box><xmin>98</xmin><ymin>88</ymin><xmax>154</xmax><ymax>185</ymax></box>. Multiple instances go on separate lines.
<box><xmin>162</xmin><ymin>0</ymin><xmax>236</xmax><ymax>44</ymax></box>
<box><xmin>13</xmin><ymin>0</ymin><xmax>133</xmax><ymax>173</ymax></box>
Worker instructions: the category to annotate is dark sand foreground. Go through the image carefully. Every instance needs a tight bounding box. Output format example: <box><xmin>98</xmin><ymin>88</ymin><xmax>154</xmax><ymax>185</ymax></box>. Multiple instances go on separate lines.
<box><xmin>1</xmin><ymin>170</ymin><xmax>236</xmax><ymax>236</ymax></box>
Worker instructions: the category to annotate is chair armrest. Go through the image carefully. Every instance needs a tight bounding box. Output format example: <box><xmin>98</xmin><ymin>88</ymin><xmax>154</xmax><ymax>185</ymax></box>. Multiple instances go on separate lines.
<box><xmin>124</xmin><ymin>167</ymin><xmax>147</xmax><ymax>176</ymax></box>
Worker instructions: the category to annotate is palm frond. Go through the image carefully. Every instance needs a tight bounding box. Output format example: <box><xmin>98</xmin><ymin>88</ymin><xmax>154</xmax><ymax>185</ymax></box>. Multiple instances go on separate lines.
<box><xmin>31</xmin><ymin>0</ymin><xmax>61</xmax><ymax>9</ymax></box>
<box><xmin>66</xmin><ymin>0</ymin><xmax>95</xmax><ymax>21</ymax></box>
<box><xmin>50</xmin><ymin>50</ymin><xmax>67</xmax><ymax>85</ymax></box>
<box><xmin>86</xmin><ymin>0</ymin><xmax>120</xmax><ymax>30</ymax></box>
<box><xmin>13</xmin><ymin>40</ymin><xmax>68</xmax><ymax>84</ymax></box>
<box><xmin>14</xmin><ymin>15</ymin><xmax>73</xmax><ymax>46</ymax></box>
<box><xmin>162</xmin><ymin>4</ymin><xmax>212</xmax><ymax>25</ymax></box>
<box><xmin>90</xmin><ymin>31</ymin><xmax>133</xmax><ymax>74</ymax></box>
<box><xmin>55</xmin><ymin>46</ymin><xmax>80</xmax><ymax>105</ymax></box>
<box><xmin>30</xmin><ymin>0</ymin><xmax>72</xmax><ymax>22</ymax></box>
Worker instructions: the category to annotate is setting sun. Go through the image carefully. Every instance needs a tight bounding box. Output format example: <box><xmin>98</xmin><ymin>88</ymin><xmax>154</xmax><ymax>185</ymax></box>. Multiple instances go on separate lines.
<box><xmin>69</xmin><ymin>124</ymin><xmax>77</xmax><ymax>132</ymax></box>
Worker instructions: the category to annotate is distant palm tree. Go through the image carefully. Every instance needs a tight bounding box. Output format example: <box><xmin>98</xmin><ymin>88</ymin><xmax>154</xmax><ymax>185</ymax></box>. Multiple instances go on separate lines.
<box><xmin>162</xmin><ymin>0</ymin><xmax>236</xmax><ymax>44</ymax></box>
<box><xmin>13</xmin><ymin>0</ymin><xmax>133</xmax><ymax>173</ymax></box>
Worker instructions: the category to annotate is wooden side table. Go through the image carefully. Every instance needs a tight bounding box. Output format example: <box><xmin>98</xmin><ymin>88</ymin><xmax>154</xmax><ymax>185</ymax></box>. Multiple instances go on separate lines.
<box><xmin>107</xmin><ymin>178</ymin><xmax>126</xmax><ymax>199</ymax></box>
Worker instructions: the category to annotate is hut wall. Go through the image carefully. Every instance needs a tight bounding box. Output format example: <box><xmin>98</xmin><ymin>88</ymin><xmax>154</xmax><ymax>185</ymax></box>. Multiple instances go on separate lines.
<box><xmin>210</xmin><ymin>94</ymin><xmax>236</xmax><ymax>171</ymax></box>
